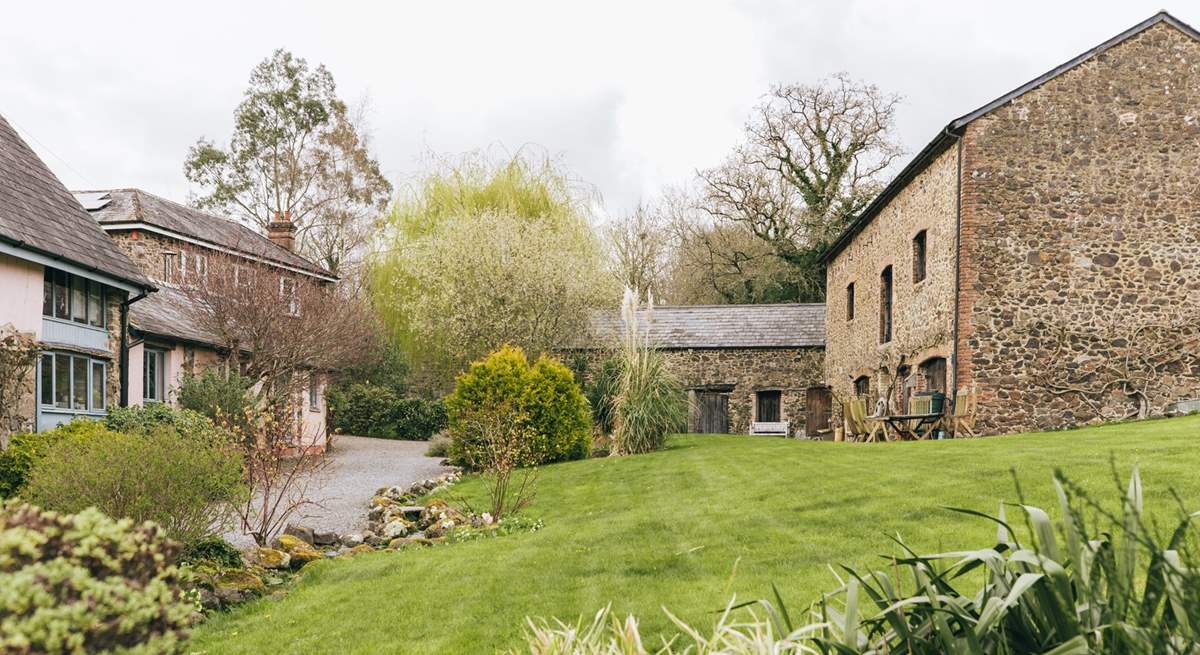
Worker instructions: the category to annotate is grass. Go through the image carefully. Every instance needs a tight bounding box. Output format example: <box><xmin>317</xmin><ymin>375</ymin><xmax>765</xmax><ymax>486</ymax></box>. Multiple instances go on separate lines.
<box><xmin>188</xmin><ymin>415</ymin><xmax>1200</xmax><ymax>654</ymax></box>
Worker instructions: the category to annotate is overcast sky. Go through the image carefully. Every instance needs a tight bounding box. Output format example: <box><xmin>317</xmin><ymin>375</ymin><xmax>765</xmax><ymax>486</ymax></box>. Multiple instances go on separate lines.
<box><xmin>0</xmin><ymin>1</ymin><xmax>1189</xmax><ymax>220</ymax></box>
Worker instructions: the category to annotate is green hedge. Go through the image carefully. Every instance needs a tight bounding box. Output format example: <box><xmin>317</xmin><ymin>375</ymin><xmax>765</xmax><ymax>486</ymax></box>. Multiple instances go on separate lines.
<box><xmin>328</xmin><ymin>383</ymin><xmax>447</xmax><ymax>440</ymax></box>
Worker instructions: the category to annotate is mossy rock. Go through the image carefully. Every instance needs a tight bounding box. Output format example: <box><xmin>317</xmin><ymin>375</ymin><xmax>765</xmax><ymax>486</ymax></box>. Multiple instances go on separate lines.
<box><xmin>278</xmin><ymin>534</ymin><xmax>324</xmax><ymax>567</ymax></box>
<box><xmin>387</xmin><ymin>537</ymin><xmax>433</xmax><ymax>549</ymax></box>
<box><xmin>215</xmin><ymin>570</ymin><xmax>266</xmax><ymax>594</ymax></box>
<box><xmin>244</xmin><ymin>547</ymin><xmax>291</xmax><ymax>570</ymax></box>
<box><xmin>342</xmin><ymin>544</ymin><xmax>377</xmax><ymax>558</ymax></box>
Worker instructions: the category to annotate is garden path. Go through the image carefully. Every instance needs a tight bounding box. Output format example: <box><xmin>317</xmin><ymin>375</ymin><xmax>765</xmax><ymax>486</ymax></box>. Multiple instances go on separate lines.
<box><xmin>226</xmin><ymin>435</ymin><xmax>451</xmax><ymax>548</ymax></box>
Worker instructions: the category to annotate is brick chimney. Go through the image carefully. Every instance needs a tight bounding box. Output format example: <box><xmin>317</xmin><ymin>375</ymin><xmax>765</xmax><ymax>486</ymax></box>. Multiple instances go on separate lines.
<box><xmin>267</xmin><ymin>211</ymin><xmax>296</xmax><ymax>251</ymax></box>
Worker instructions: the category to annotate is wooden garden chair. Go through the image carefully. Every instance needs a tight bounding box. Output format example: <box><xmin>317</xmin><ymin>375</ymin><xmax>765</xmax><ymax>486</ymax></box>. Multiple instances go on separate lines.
<box><xmin>950</xmin><ymin>387</ymin><xmax>978</xmax><ymax>438</ymax></box>
<box><xmin>854</xmin><ymin>397</ymin><xmax>888</xmax><ymax>443</ymax></box>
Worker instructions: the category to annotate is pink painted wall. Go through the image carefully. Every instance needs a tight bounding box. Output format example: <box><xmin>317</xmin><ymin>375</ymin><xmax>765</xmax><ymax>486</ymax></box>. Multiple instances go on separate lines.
<box><xmin>0</xmin><ymin>253</ymin><xmax>43</xmax><ymax>337</ymax></box>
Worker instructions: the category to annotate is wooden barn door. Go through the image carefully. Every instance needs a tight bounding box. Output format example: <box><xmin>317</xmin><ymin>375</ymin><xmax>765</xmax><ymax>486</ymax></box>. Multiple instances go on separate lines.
<box><xmin>805</xmin><ymin>386</ymin><xmax>832</xmax><ymax>438</ymax></box>
<box><xmin>695</xmin><ymin>392</ymin><xmax>729</xmax><ymax>434</ymax></box>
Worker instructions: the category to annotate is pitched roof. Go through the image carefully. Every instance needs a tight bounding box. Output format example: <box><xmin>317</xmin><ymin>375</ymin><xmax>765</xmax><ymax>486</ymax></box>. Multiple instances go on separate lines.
<box><xmin>0</xmin><ymin>116</ymin><xmax>151</xmax><ymax>288</ymax></box>
<box><xmin>128</xmin><ymin>284</ymin><xmax>224</xmax><ymax>348</ymax></box>
<box><xmin>75</xmin><ymin>188</ymin><xmax>335</xmax><ymax>281</ymax></box>
<box><xmin>585</xmin><ymin>303</ymin><xmax>825</xmax><ymax>349</ymax></box>
<box><xmin>819</xmin><ymin>11</ymin><xmax>1200</xmax><ymax>264</ymax></box>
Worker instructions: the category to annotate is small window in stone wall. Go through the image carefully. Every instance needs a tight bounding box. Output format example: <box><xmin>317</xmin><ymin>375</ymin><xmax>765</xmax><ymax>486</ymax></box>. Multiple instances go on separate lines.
<box><xmin>846</xmin><ymin>283</ymin><xmax>855</xmax><ymax>320</ymax></box>
<box><xmin>913</xmin><ymin>230</ymin><xmax>927</xmax><ymax>283</ymax></box>
<box><xmin>853</xmin><ymin>375</ymin><xmax>871</xmax><ymax>399</ymax></box>
<box><xmin>879</xmin><ymin>266</ymin><xmax>893</xmax><ymax>344</ymax></box>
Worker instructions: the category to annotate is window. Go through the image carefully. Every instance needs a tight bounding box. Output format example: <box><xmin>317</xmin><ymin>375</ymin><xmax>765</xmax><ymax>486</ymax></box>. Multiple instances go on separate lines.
<box><xmin>912</xmin><ymin>230</ymin><xmax>927</xmax><ymax>283</ymax></box>
<box><xmin>39</xmin><ymin>352</ymin><xmax>106</xmax><ymax>412</ymax></box>
<box><xmin>879</xmin><ymin>266</ymin><xmax>893</xmax><ymax>344</ymax></box>
<box><xmin>846</xmin><ymin>283</ymin><xmax>855</xmax><ymax>320</ymax></box>
<box><xmin>162</xmin><ymin>252</ymin><xmax>178</xmax><ymax>282</ymax></box>
<box><xmin>144</xmin><ymin>349</ymin><xmax>166</xmax><ymax>402</ymax></box>
<box><xmin>42</xmin><ymin>268</ymin><xmax>105</xmax><ymax>327</ymax></box>
<box><xmin>308</xmin><ymin>374</ymin><xmax>320</xmax><ymax>411</ymax></box>
<box><xmin>280</xmin><ymin>277</ymin><xmax>299</xmax><ymax>316</ymax></box>
<box><xmin>755</xmin><ymin>390</ymin><xmax>781</xmax><ymax>423</ymax></box>
<box><xmin>234</xmin><ymin>265</ymin><xmax>253</xmax><ymax>289</ymax></box>
<box><xmin>853</xmin><ymin>375</ymin><xmax>871</xmax><ymax>398</ymax></box>
<box><xmin>177</xmin><ymin>252</ymin><xmax>208</xmax><ymax>284</ymax></box>
<box><xmin>193</xmin><ymin>253</ymin><xmax>208</xmax><ymax>281</ymax></box>
<box><xmin>919</xmin><ymin>357</ymin><xmax>948</xmax><ymax>394</ymax></box>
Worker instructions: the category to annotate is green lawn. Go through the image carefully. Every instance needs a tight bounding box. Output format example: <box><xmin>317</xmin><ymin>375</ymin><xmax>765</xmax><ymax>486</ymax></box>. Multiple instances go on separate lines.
<box><xmin>189</xmin><ymin>416</ymin><xmax>1200</xmax><ymax>654</ymax></box>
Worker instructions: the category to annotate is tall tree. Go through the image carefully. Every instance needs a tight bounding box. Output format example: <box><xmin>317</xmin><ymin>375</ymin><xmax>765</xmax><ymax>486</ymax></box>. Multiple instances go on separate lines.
<box><xmin>606</xmin><ymin>203</ymin><xmax>673</xmax><ymax>302</ymax></box>
<box><xmin>372</xmin><ymin>152</ymin><xmax>618</xmax><ymax>392</ymax></box>
<box><xmin>697</xmin><ymin>73</ymin><xmax>902</xmax><ymax>302</ymax></box>
<box><xmin>184</xmin><ymin>49</ymin><xmax>392</xmax><ymax>279</ymax></box>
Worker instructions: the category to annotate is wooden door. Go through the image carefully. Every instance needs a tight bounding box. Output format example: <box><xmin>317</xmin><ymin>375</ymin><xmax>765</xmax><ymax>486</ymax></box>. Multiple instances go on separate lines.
<box><xmin>805</xmin><ymin>386</ymin><xmax>832</xmax><ymax>437</ymax></box>
<box><xmin>695</xmin><ymin>392</ymin><xmax>729</xmax><ymax>434</ymax></box>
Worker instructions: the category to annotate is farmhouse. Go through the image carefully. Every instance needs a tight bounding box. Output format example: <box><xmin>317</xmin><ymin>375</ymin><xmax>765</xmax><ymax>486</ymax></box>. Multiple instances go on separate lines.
<box><xmin>821</xmin><ymin>11</ymin><xmax>1200</xmax><ymax>434</ymax></box>
<box><xmin>582</xmin><ymin>304</ymin><xmax>827</xmax><ymax>437</ymax></box>
<box><xmin>74</xmin><ymin>188</ymin><xmax>338</xmax><ymax>445</ymax></box>
<box><xmin>0</xmin><ymin>115</ymin><xmax>154</xmax><ymax>434</ymax></box>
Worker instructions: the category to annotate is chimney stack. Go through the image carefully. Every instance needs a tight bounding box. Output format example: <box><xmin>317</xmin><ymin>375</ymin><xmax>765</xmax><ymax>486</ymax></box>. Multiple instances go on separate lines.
<box><xmin>267</xmin><ymin>210</ymin><xmax>296</xmax><ymax>252</ymax></box>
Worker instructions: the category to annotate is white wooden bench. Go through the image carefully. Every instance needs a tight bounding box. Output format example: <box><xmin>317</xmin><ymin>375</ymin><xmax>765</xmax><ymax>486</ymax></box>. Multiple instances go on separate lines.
<box><xmin>750</xmin><ymin>421</ymin><xmax>790</xmax><ymax>436</ymax></box>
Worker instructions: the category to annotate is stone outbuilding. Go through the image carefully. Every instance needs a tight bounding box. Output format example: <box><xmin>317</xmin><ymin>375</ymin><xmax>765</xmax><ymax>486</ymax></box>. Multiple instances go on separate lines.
<box><xmin>820</xmin><ymin>11</ymin><xmax>1200</xmax><ymax>434</ymax></box>
<box><xmin>580</xmin><ymin>304</ymin><xmax>828</xmax><ymax>437</ymax></box>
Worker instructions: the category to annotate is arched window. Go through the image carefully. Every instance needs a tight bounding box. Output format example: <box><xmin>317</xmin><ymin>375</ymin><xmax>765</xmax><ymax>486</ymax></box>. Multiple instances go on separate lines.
<box><xmin>853</xmin><ymin>375</ymin><xmax>871</xmax><ymax>398</ymax></box>
<box><xmin>912</xmin><ymin>230</ymin><xmax>927</xmax><ymax>283</ymax></box>
<box><xmin>919</xmin><ymin>357</ymin><xmax>948</xmax><ymax>394</ymax></box>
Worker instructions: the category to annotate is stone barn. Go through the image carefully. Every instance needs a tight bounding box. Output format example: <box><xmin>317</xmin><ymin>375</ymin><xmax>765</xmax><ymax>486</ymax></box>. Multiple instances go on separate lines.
<box><xmin>580</xmin><ymin>304</ymin><xmax>828</xmax><ymax>437</ymax></box>
<box><xmin>820</xmin><ymin>11</ymin><xmax>1200</xmax><ymax>434</ymax></box>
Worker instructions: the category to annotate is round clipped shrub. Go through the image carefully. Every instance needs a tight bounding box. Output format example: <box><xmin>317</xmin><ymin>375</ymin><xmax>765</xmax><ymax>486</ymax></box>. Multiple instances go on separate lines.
<box><xmin>0</xmin><ymin>501</ymin><xmax>194</xmax><ymax>653</ymax></box>
<box><xmin>446</xmin><ymin>345</ymin><xmax>590</xmax><ymax>466</ymax></box>
<box><xmin>25</xmin><ymin>425</ymin><xmax>245</xmax><ymax>545</ymax></box>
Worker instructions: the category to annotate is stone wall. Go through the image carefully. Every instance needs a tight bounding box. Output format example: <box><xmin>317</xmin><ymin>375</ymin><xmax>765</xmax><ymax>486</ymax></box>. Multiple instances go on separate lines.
<box><xmin>958</xmin><ymin>21</ymin><xmax>1200</xmax><ymax>433</ymax></box>
<box><xmin>823</xmin><ymin>146</ymin><xmax>959</xmax><ymax>408</ymax></box>
<box><xmin>574</xmin><ymin>347</ymin><xmax>826</xmax><ymax>437</ymax></box>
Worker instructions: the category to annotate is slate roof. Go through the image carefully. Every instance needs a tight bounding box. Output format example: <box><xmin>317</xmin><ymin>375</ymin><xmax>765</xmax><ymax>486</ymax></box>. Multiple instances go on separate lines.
<box><xmin>76</xmin><ymin>188</ymin><xmax>335</xmax><ymax>280</ymax></box>
<box><xmin>128</xmin><ymin>284</ymin><xmax>223</xmax><ymax>348</ymax></box>
<box><xmin>585</xmin><ymin>303</ymin><xmax>826</xmax><ymax>349</ymax></box>
<box><xmin>0</xmin><ymin>116</ymin><xmax>151</xmax><ymax>288</ymax></box>
<box><xmin>819</xmin><ymin>11</ymin><xmax>1200</xmax><ymax>264</ymax></box>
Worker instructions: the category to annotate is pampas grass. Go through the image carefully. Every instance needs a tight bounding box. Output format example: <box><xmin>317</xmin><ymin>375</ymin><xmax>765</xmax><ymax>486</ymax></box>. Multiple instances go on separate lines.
<box><xmin>612</xmin><ymin>289</ymin><xmax>687</xmax><ymax>455</ymax></box>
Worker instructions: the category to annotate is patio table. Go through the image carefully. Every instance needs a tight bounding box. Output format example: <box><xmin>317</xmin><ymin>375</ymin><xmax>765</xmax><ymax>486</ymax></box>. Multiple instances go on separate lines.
<box><xmin>883</xmin><ymin>413</ymin><xmax>942</xmax><ymax>441</ymax></box>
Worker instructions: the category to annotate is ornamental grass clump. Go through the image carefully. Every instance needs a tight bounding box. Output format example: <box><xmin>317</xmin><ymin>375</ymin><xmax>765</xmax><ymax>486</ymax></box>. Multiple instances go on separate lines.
<box><xmin>522</xmin><ymin>464</ymin><xmax>1200</xmax><ymax>653</ymax></box>
<box><xmin>611</xmin><ymin>290</ymin><xmax>687</xmax><ymax>455</ymax></box>
<box><xmin>0</xmin><ymin>501</ymin><xmax>194</xmax><ymax>653</ymax></box>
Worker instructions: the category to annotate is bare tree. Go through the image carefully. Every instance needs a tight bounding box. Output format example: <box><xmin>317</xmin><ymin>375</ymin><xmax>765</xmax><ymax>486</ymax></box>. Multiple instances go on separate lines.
<box><xmin>607</xmin><ymin>204</ymin><xmax>673</xmax><ymax>302</ymax></box>
<box><xmin>696</xmin><ymin>74</ymin><xmax>902</xmax><ymax>302</ymax></box>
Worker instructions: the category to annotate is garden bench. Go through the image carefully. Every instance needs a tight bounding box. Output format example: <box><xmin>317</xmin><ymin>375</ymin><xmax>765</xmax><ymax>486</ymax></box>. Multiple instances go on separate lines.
<box><xmin>750</xmin><ymin>421</ymin><xmax>790</xmax><ymax>436</ymax></box>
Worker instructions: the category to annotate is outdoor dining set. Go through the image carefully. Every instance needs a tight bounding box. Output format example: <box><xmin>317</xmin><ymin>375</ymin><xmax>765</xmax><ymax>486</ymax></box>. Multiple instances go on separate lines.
<box><xmin>840</xmin><ymin>387</ymin><xmax>978</xmax><ymax>442</ymax></box>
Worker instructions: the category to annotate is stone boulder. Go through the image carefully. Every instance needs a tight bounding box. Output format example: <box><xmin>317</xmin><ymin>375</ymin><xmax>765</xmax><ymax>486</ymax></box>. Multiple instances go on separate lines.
<box><xmin>243</xmin><ymin>546</ymin><xmax>291</xmax><ymax>570</ymax></box>
<box><xmin>313</xmin><ymin>530</ymin><xmax>339</xmax><ymax>546</ymax></box>
<box><xmin>283</xmin><ymin>523</ymin><xmax>315</xmax><ymax>545</ymax></box>
<box><xmin>277</xmin><ymin>534</ymin><xmax>325</xmax><ymax>567</ymax></box>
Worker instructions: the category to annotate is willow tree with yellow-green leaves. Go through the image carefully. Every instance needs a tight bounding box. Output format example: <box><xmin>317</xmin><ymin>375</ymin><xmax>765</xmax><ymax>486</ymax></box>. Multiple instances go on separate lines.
<box><xmin>371</xmin><ymin>152</ymin><xmax>618</xmax><ymax>392</ymax></box>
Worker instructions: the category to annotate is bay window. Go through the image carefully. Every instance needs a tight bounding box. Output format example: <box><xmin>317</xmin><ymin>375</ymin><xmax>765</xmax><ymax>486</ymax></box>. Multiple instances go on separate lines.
<box><xmin>42</xmin><ymin>268</ymin><xmax>105</xmax><ymax>328</ymax></box>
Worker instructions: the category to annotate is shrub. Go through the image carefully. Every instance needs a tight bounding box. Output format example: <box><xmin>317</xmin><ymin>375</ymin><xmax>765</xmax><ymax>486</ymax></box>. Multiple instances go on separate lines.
<box><xmin>176</xmin><ymin>368</ymin><xmax>255</xmax><ymax>427</ymax></box>
<box><xmin>425</xmin><ymin>432</ymin><xmax>452</xmax><ymax>458</ymax></box>
<box><xmin>25</xmin><ymin>425</ymin><xmax>245</xmax><ymax>544</ymax></box>
<box><xmin>524</xmin><ymin>465</ymin><xmax>1200</xmax><ymax>653</ymax></box>
<box><xmin>328</xmin><ymin>383</ymin><xmax>447</xmax><ymax>440</ymax></box>
<box><xmin>105</xmin><ymin>402</ymin><xmax>231</xmax><ymax>443</ymax></box>
<box><xmin>0</xmin><ymin>501</ymin><xmax>193</xmax><ymax>653</ymax></box>
<box><xmin>0</xmin><ymin>420</ymin><xmax>117</xmax><ymax>498</ymax></box>
<box><xmin>612</xmin><ymin>292</ymin><xmax>687</xmax><ymax>455</ymax></box>
<box><xmin>454</xmin><ymin>401</ymin><xmax>538</xmax><ymax>519</ymax></box>
<box><xmin>180</xmin><ymin>536</ymin><xmax>243</xmax><ymax>568</ymax></box>
<box><xmin>584</xmin><ymin>357</ymin><xmax>622</xmax><ymax>435</ymax></box>
<box><xmin>446</xmin><ymin>345</ymin><xmax>590</xmax><ymax>467</ymax></box>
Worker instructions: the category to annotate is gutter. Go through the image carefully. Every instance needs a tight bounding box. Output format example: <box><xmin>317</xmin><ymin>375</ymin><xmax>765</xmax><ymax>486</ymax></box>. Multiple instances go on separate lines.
<box><xmin>119</xmin><ymin>291</ymin><xmax>149</xmax><ymax>407</ymax></box>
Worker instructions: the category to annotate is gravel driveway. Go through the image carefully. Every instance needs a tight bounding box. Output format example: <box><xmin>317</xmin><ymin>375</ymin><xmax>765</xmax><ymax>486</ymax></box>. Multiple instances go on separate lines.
<box><xmin>227</xmin><ymin>436</ymin><xmax>451</xmax><ymax>548</ymax></box>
